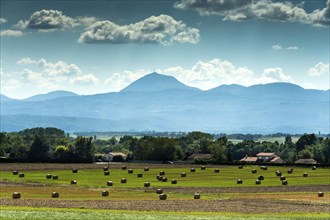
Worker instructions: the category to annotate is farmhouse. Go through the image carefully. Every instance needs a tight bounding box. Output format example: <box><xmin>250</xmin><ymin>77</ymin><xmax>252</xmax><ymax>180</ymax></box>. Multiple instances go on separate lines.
<box><xmin>95</xmin><ymin>152</ymin><xmax>127</xmax><ymax>162</ymax></box>
<box><xmin>240</xmin><ymin>152</ymin><xmax>283</xmax><ymax>163</ymax></box>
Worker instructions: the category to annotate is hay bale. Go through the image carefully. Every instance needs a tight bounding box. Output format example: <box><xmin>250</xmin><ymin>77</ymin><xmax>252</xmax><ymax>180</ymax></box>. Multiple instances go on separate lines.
<box><xmin>287</xmin><ymin>168</ymin><xmax>293</xmax><ymax>174</ymax></box>
<box><xmin>194</xmin><ymin>193</ymin><xmax>201</xmax><ymax>199</ymax></box>
<box><xmin>122</xmin><ymin>165</ymin><xmax>127</xmax><ymax>170</ymax></box>
<box><xmin>159</xmin><ymin>193</ymin><xmax>167</xmax><ymax>200</ymax></box>
<box><xmin>156</xmin><ymin>189</ymin><xmax>163</xmax><ymax>194</ymax></box>
<box><xmin>137</xmin><ymin>173</ymin><xmax>143</xmax><ymax>178</ymax></box>
<box><xmin>171</xmin><ymin>179</ymin><xmax>177</xmax><ymax>184</ymax></box>
<box><xmin>13</xmin><ymin>171</ymin><xmax>18</xmax><ymax>175</ymax></box>
<box><xmin>18</xmin><ymin>173</ymin><xmax>24</xmax><ymax>178</ymax></box>
<box><xmin>104</xmin><ymin>171</ymin><xmax>110</xmax><ymax>176</ymax></box>
<box><xmin>72</xmin><ymin>168</ymin><xmax>78</xmax><ymax>173</ymax></box>
<box><xmin>51</xmin><ymin>192</ymin><xmax>59</xmax><ymax>198</ymax></box>
<box><xmin>144</xmin><ymin>182</ymin><xmax>150</xmax><ymax>187</ymax></box>
<box><xmin>159</xmin><ymin>171</ymin><xmax>165</xmax><ymax>176</ymax></box>
<box><xmin>52</xmin><ymin>175</ymin><xmax>58</xmax><ymax>180</ymax></box>
<box><xmin>128</xmin><ymin>169</ymin><xmax>133</xmax><ymax>174</ymax></box>
<box><xmin>255</xmin><ymin>180</ymin><xmax>261</xmax><ymax>185</ymax></box>
<box><xmin>312</xmin><ymin>166</ymin><xmax>317</xmax><ymax>170</ymax></box>
<box><xmin>318</xmin><ymin>192</ymin><xmax>324</xmax><ymax>197</ymax></box>
<box><xmin>238</xmin><ymin>165</ymin><xmax>243</xmax><ymax>169</ymax></box>
<box><xmin>260</xmin><ymin>166</ymin><xmax>267</xmax><ymax>170</ymax></box>
<box><xmin>258</xmin><ymin>176</ymin><xmax>264</xmax><ymax>180</ymax></box>
<box><xmin>156</xmin><ymin>175</ymin><xmax>162</xmax><ymax>181</ymax></box>
<box><xmin>237</xmin><ymin>179</ymin><xmax>243</xmax><ymax>184</ymax></box>
<box><xmin>214</xmin><ymin>168</ymin><xmax>220</xmax><ymax>173</ymax></box>
<box><xmin>103</xmin><ymin>166</ymin><xmax>109</xmax><ymax>171</ymax></box>
<box><xmin>181</xmin><ymin>172</ymin><xmax>186</xmax><ymax>177</ymax></box>
<box><xmin>144</xmin><ymin>167</ymin><xmax>149</xmax><ymax>171</ymax></box>
<box><xmin>46</xmin><ymin>174</ymin><xmax>52</xmax><ymax>179</ymax></box>
<box><xmin>121</xmin><ymin>178</ymin><xmax>127</xmax><ymax>183</ymax></box>
<box><xmin>280</xmin><ymin>176</ymin><xmax>286</xmax><ymax>180</ymax></box>
<box><xmin>102</xmin><ymin>191</ymin><xmax>109</xmax><ymax>197</ymax></box>
<box><xmin>190</xmin><ymin>168</ymin><xmax>196</xmax><ymax>172</ymax></box>
<box><xmin>252</xmin><ymin>169</ymin><xmax>257</xmax><ymax>174</ymax></box>
<box><xmin>303</xmin><ymin>173</ymin><xmax>308</xmax><ymax>177</ymax></box>
<box><xmin>12</xmin><ymin>192</ymin><xmax>21</xmax><ymax>199</ymax></box>
<box><xmin>107</xmin><ymin>181</ymin><xmax>113</xmax><ymax>186</ymax></box>
<box><xmin>201</xmin><ymin>166</ymin><xmax>206</xmax><ymax>170</ymax></box>
<box><xmin>281</xmin><ymin>180</ymin><xmax>288</xmax><ymax>185</ymax></box>
<box><xmin>275</xmin><ymin>170</ymin><xmax>282</xmax><ymax>177</ymax></box>
<box><xmin>71</xmin><ymin>180</ymin><xmax>77</xmax><ymax>184</ymax></box>
<box><xmin>162</xmin><ymin>177</ymin><xmax>168</xmax><ymax>182</ymax></box>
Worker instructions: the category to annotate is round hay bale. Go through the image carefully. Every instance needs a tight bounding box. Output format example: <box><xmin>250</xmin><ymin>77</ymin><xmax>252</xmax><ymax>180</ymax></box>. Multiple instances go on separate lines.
<box><xmin>190</xmin><ymin>168</ymin><xmax>196</xmax><ymax>172</ymax></box>
<box><xmin>255</xmin><ymin>180</ymin><xmax>261</xmax><ymax>185</ymax></box>
<box><xmin>171</xmin><ymin>179</ymin><xmax>177</xmax><ymax>184</ymax></box>
<box><xmin>214</xmin><ymin>168</ymin><xmax>220</xmax><ymax>173</ymax></box>
<box><xmin>72</xmin><ymin>168</ymin><xmax>78</xmax><ymax>173</ymax></box>
<box><xmin>156</xmin><ymin>189</ymin><xmax>163</xmax><ymax>194</ymax></box>
<box><xmin>258</xmin><ymin>176</ymin><xmax>264</xmax><ymax>181</ymax></box>
<box><xmin>144</xmin><ymin>182</ymin><xmax>150</xmax><ymax>187</ymax></box>
<box><xmin>52</xmin><ymin>175</ymin><xmax>58</xmax><ymax>180</ymax></box>
<box><xmin>237</xmin><ymin>179</ymin><xmax>243</xmax><ymax>184</ymax></box>
<box><xmin>159</xmin><ymin>171</ymin><xmax>165</xmax><ymax>176</ymax></box>
<box><xmin>12</xmin><ymin>192</ymin><xmax>21</xmax><ymax>199</ymax></box>
<box><xmin>107</xmin><ymin>181</ymin><xmax>113</xmax><ymax>186</ymax></box>
<box><xmin>280</xmin><ymin>176</ymin><xmax>286</xmax><ymax>180</ymax></box>
<box><xmin>162</xmin><ymin>177</ymin><xmax>168</xmax><ymax>182</ymax></box>
<box><xmin>238</xmin><ymin>165</ymin><xmax>243</xmax><ymax>169</ymax></box>
<box><xmin>122</xmin><ymin>165</ymin><xmax>127</xmax><ymax>170</ymax></box>
<box><xmin>312</xmin><ymin>166</ymin><xmax>317</xmax><ymax>170</ymax></box>
<box><xmin>103</xmin><ymin>166</ymin><xmax>109</xmax><ymax>171</ymax></box>
<box><xmin>13</xmin><ymin>171</ymin><xmax>18</xmax><ymax>175</ymax></box>
<box><xmin>181</xmin><ymin>172</ymin><xmax>186</xmax><ymax>177</ymax></box>
<box><xmin>303</xmin><ymin>173</ymin><xmax>308</xmax><ymax>177</ymax></box>
<box><xmin>104</xmin><ymin>171</ymin><xmax>110</xmax><ymax>176</ymax></box>
<box><xmin>156</xmin><ymin>175</ymin><xmax>162</xmax><ymax>181</ymax></box>
<box><xmin>201</xmin><ymin>166</ymin><xmax>206</xmax><ymax>170</ymax></box>
<box><xmin>159</xmin><ymin>193</ymin><xmax>167</xmax><ymax>200</ymax></box>
<box><xmin>137</xmin><ymin>173</ymin><xmax>143</xmax><ymax>178</ymax></box>
<box><xmin>287</xmin><ymin>168</ymin><xmax>293</xmax><ymax>174</ymax></box>
<box><xmin>144</xmin><ymin>167</ymin><xmax>149</xmax><ymax>171</ymax></box>
<box><xmin>275</xmin><ymin>170</ymin><xmax>282</xmax><ymax>177</ymax></box>
<box><xmin>18</xmin><ymin>173</ymin><xmax>24</xmax><ymax>178</ymax></box>
<box><xmin>121</xmin><ymin>178</ymin><xmax>127</xmax><ymax>183</ymax></box>
<box><xmin>194</xmin><ymin>193</ymin><xmax>201</xmax><ymax>199</ymax></box>
<box><xmin>252</xmin><ymin>169</ymin><xmax>257</xmax><ymax>174</ymax></box>
<box><xmin>128</xmin><ymin>169</ymin><xmax>133</xmax><ymax>174</ymax></box>
<box><xmin>260</xmin><ymin>166</ymin><xmax>268</xmax><ymax>170</ymax></box>
<box><xmin>102</xmin><ymin>191</ymin><xmax>109</xmax><ymax>197</ymax></box>
<box><xmin>281</xmin><ymin>180</ymin><xmax>288</xmax><ymax>185</ymax></box>
<box><xmin>318</xmin><ymin>192</ymin><xmax>324</xmax><ymax>197</ymax></box>
<box><xmin>71</xmin><ymin>180</ymin><xmax>77</xmax><ymax>184</ymax></box>
<box><xmin>46</xmin><ymin>174</ymin><xmax>52</xmax><ymax>179</ymax></box>
<box><xmin>51</xmin><ymin>192</ymin><xmax>59</xmax><ymax>198</ymax></box>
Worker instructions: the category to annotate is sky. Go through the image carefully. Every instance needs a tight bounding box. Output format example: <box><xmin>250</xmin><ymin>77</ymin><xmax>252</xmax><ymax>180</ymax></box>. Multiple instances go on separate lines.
<box><xmin>0</xmin><ymin>0</ymin><xmax>329</xmax><ymax>99</ymax></box>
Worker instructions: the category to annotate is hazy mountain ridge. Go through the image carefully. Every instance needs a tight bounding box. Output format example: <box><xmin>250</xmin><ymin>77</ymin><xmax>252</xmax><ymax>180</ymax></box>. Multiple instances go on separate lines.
<box><xmin>1</xmin><ymin>73</ymin><xmax>329</xmax><ymax>133</ymax></box>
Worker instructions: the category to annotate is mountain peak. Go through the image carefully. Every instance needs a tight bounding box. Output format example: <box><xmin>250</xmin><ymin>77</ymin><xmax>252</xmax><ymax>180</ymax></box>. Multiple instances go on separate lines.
<box><xmin>24</xmin><ymin>90</ymin><xmax>78</xmax><ymax>101</ymax></box>
<box><xmin>121</xmin><ymin>72</ymin><xmax>199</xmax><ymax>92</ymax></box>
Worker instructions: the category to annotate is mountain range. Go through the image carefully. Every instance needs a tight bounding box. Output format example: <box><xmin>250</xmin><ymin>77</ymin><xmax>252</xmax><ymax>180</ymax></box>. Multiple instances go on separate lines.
<box><xmin>1</xmin><ymin>72</ymin><xmax>329</xmax><ymax>134</ymax></box>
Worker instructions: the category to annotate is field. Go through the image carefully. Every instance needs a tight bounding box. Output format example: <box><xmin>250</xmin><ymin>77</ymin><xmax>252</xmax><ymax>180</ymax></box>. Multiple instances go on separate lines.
<box><xmin>0</xmin><ymin>163</ymin><xmax>329</xmax><ymax>219</ymax></box>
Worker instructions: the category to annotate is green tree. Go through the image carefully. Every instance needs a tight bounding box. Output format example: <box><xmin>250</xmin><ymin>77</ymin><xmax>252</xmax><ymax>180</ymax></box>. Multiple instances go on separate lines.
<box><xmin>296</xmin><ymin>134</ymin><xmax>317</xmax><ymax>152</ymax></box>
<box><xmin>29</xmin><ymin>135</ymin><xmax>50</xmax><ymax>162</ymax></box>
<box><xmin>54</xmin><ymin>145</ymin><xmax>69</xmax><ymax>162</ymax></box>
<box><xmin>209</xmin><ymin>142</ymin><xmax>227</xmax><ymax>163</ymax></box>
<box><xmin>75</xmin><ymin>136</ymin><xmax>95</xmax><ymax>162</ymax></box>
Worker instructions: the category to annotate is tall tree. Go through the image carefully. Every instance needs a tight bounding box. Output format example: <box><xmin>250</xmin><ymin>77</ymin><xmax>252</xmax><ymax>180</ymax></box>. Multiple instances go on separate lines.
<box><xmin>29</xmin><ymin>135</ymin><xmax>49</xmax><ymax>162</ymax></box>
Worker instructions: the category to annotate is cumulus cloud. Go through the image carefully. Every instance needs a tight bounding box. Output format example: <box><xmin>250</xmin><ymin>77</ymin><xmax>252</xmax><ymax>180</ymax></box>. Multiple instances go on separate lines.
<box><xmin>0</xmin><ymin>29</ymin><xmax>23</xmax><ymax>37</ymax></box>
<box><xmin>15</xmin><ymin>9</ymin><xmax>78</xmax><ymax>30</ymax></box>
<box><xmin>105</xmin><ymin>69</ymin><xmax>150</xmax><ymax>91</ymax></box>
<box><xmin>260</xmin><ymin>67</ymin><xmax>293</xmax><ymax>83</ymax></box>
<box><xmin>0</xmin><ymin>18</ymin><xmax>7</xmax><ymax>24</ymax></box>
<box><xmin>70</xmin><ymin>74</ymin><xmax>99</xmax><ymax>85</ymax></box>
<box><xmin>272</xmin><ymin>44</ymin><xmax>299</xmax><ymax>50</ymax></box>
<box><xmin>78</xmin><ymin>14</ymin><xmax>200</xmax><ymax>45</ymax></box>
<box><xmin>174</xmin><ymin>0</ymin><xmax>330</xmax><ymax>27</ymax></box>
<box><xmin>308</xmin><ymin>62</ymin><xmax>329</xmax><ymax>76</ymax></box>
<box><xmin>272</xmin><ymin>44</ymin><xmax>282</xmax><ymax>50</ymax></box>
<box><xmin>17</xmin><ymin>57</ymin><xmax>37</xmax><ymax>65</ymax></box>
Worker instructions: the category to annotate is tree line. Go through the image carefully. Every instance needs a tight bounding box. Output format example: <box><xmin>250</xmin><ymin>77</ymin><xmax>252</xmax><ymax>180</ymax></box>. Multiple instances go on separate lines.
<box><xmin>0</xmin><ymin>128</ymin><xmax>329</xmax><ymax>164</ymax></box>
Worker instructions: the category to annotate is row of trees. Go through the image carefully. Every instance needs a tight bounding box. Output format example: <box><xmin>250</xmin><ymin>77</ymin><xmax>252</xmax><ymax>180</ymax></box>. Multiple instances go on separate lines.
<box><xmin>0</xmin><ymin>128</ymin><xmax>329</xmax><ymax>164</ymax></box>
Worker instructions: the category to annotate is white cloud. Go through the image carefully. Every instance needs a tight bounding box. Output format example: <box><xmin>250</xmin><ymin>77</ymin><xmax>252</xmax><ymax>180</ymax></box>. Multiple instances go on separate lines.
<box><xmin>70</xmin><ymin>74</ymin><xmax>99</xmax><ymax>85</ymax></box>
<box><xmin>286</xmin><ymin>46</ymin><xmax>299</xmax><ymax>50</ymax></box>
<box><xmin>308</xmin><ymin>62</ymin><xmax>330</xmax><ymax>76</ymax></box>
<box><xmin>17</xmin><ymin>57</ymin><xmax>37</xmax><ymax>65</ymax></box>
<box><xmin>0</xmin><ymin>29</ymin><xmax>23</xmax><ymax>37</ymax></box>
<box><xmin>260</xmin><ymin>67</ymin><xmax>293</xmax><ymax>83</ymax></box>
<box><xmin>78</xmin><ymin>14</ymin><xmax>200</xmax><ymax>45</ymax></box>
<box><xmin>0</xmin><ymin>18</ymin><xmax>7</xmax><ymax>24</ymax></box>
<box><xmin>272</xmin><ymin>44</ymin><xmax>299</xmax><ymax>50</ymax></box>
<box><xmin>272</xmin><ymin>44</ymin><xmax>282</xmax><ymax>50</ymax></box>
<box><xmin>15</xmin><ymin>9</ymin><xmax>78</xmax><ymax>30</ymax></box>
<box><xmin>174</xmin><ymin>0</ymin><xmax>330</xmax><ymax>27</ymax></box>
<box><xmin>1</xmin><ymin>79</ymin><xmax>22</xmax><ymax>91</ymax></box>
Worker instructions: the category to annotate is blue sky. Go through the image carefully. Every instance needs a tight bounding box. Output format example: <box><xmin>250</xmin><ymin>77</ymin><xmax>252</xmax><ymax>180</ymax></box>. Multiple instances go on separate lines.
<box><xmin>0</xmin><ymin>0</ymin><xmax>329</xmax><ymax>99</ymax></box>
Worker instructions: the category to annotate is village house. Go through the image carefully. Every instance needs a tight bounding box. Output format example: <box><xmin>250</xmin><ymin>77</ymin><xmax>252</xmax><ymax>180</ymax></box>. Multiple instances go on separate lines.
<box><xmin>240</xmin><ymin>152</ymin><xmax>284</xmax><ymax>163</ymax></box>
